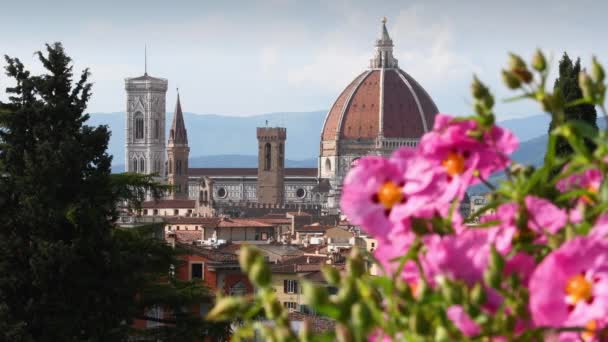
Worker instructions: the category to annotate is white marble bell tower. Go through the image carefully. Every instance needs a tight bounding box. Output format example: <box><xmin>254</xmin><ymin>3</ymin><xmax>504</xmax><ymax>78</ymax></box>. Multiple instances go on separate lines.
<box><xmin>124</xmin><ymin>59</ymin><xmax>168</xmax><ymax>177</ymax></box>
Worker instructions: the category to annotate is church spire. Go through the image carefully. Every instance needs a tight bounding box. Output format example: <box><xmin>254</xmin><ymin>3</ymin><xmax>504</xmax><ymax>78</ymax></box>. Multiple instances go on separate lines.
<box><xmin>169</xmin><ymin>90</ymin><xmax>188</xmax><ymax>145</ymax></box>
<box><xmin>370</xmin><ymin>17</ymin><xmax>398</xmax><ymax>69</ymax></box>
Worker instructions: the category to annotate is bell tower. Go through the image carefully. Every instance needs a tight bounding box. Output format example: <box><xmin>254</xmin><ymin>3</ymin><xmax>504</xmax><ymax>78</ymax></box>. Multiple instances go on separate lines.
<box><xmin>167</xmin><ymin>92</ymin><xmax>190</xmax><ymax>199</ymax></box>
<box><xmin>124</xmin><ymin>59</ymin><xmax>168</xmax><ymax>176</ymax></box>
<box><xmin>257</xmin><ymin>127</ymin><xmax>286</xmax><ymax>205</ymax></box>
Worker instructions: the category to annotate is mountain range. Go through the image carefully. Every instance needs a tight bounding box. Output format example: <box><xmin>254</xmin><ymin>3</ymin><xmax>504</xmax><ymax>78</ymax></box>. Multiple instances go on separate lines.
<box><xmin>88</xmin><ymin>110</ymin><xmax>598</xmax><ymax>173</ymax></box>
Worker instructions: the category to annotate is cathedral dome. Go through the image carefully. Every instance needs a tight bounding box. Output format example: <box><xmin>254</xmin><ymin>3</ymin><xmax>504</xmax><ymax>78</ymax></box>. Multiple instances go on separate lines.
<box><xmin>321</xmin><ymin>18</ymin><xmax>438</xmax><ymax>141</ymax></box>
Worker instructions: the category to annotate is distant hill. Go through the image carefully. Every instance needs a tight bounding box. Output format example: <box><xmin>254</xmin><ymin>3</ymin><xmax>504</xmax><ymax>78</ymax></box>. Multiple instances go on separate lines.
<box><xmin>87</xmin><ymin>110</ymin><xmax>326</xmax><ymax>171</ymax></box>
<box><xmin>111</xmin><ymin>155</ymin><xmax>317</xmax><ymax>173</ymax></box>
<box><xmin>89</xmin><ymin>110</ymin><xmax>605</xmax><ymax>173</ymax></box>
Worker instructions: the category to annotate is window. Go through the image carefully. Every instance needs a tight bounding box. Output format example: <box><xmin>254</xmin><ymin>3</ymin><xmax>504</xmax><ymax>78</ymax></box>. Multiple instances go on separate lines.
<box><xmin>217</xmin><ymin>187</ymin><xmax>227</xmax><ymax>198</ymax></box>
<box><xmin>264</xmin><ymin>143</ymin><xmax>271</xmax><ymax>170</ymax></box>
<box><xmin>176</xmin><ymin>160</ymin><xmax>182</xmax><ymax>175</ymax></box>
<box><xmin>134</xmin><ymin>112</ymin><xmax>144</xmax><ymax>140</ymax></box>
<box><xmin>191</xmin><ymin>263</ymin><xmax>203</xmax><ymax>280</ymax></box>
<box><xmin>325</xmin><ymin>158</ymin><xmax>331</xmax><ymax>172</ymax></box>
<box><xmin>153</xmin><ymin>209</ymin><xmax>158</xmax><ymax>215</ymax></box>
<box><xmin>168</xmin><ymin>159</ymin><xmax>173</xmax><ymax>174</ymax></box>
<box><xmin>139</xmin><ymin>158</ymin><xmax>145</xmax><ymax>173</ymax></box>
<box><xmin>278</xmin><ymin>143</ymin><xmax>284</xmax><ymax>168</ymax></box>
<box><xmin>230</xmin><ymin>281</ymin><xmax>248</xmax><ymax>296</ymax></box>
<box><xmin>153</xmin><ymin>119</ymin><xmax>160</xmax><ymax>139</ymax></box>
<box><xmin>371</xmin><ymin>242</ymin><xmax>376</xmax><ymax>248</ymax></box>
<box><xmin>296</xmin><ymin>188</ymin><xmax>306</xmax><ymax>199</ymax></box>
<box><xmin>143</xmin><ymin>209</ymin><xmax>148</xmax><ymax>215</ymax></box>
<box><xmin>283</xmin><ymin>279</ymin><xmax>298</xmax><ymax>294</ymax></box>
<box><xmin>174</xmin><ymin>209</ymin><xmax>179</xmax><ymax>216</ymax></box>
<box><xmin>132</xmin><ymin>158</ymin><xmax>138</xmax><ymax>173</ymax></box>
<box><xmin>283</xmin><ymin>302</ymin><xmax>297</xmax><ymax>310</ymax></box>
<box><xmin>187</xmin><ymin>209</ymin><xmax>192</xmax><ymax>214</ymax></box>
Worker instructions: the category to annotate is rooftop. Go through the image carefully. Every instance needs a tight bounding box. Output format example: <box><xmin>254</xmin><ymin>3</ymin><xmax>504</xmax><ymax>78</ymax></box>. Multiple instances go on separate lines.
<box><xmin>142</xmin><ymin>199</ymin><xmax>196</xmax><ymax>209</ymax></box>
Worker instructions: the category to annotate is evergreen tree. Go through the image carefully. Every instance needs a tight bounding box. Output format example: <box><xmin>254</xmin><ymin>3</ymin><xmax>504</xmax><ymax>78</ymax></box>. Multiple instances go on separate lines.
<box><xmin>548</xmin><ymin>53</ymin><xmax>598</xmax><ymax>157</ymax></box>
<box><xmin>0</xmin><ymin>43</ymin><xmax>227</xmax><ymax>341</ymax></box>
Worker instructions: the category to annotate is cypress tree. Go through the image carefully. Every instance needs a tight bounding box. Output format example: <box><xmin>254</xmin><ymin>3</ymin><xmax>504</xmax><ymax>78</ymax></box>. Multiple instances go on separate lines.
<box><xmin>0</xmin><ymin>43</ymin><xmax>227</xmax><ymax>341</ymax></box>
<box><xmin>548</xmin><ymin>53</ymin><xmax>599</xmax><ymax>157</ymax></box>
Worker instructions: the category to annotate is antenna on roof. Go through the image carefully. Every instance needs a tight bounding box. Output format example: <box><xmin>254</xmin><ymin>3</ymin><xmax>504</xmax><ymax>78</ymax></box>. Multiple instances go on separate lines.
<box><xmin>144</xmin><ymin>44</ymin><xmax>148</xmax><ymax>76</ymax></box>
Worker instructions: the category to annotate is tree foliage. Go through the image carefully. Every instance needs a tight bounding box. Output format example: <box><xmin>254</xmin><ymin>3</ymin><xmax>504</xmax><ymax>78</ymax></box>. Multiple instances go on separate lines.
<box><xmin>548</xmin><ymin>53</ymin><xmax>599</xmax><ymax>157</ymax></box>
<box><xmin>0</xmin><ymin>43</ymin><xmax>227</xmax><ymax>341</ymax></box>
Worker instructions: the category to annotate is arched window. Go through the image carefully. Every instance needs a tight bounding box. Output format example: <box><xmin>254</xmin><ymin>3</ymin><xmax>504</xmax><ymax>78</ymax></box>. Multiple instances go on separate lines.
<box><xmin>325</xmin><ymin>158</ymin><xmax>332</xmax><ymax>172</ymax></box>
<box><xmin>278</xmin><ymin>143</ymin><xmax>284</xmax><ymax>168</ymax></box>
<box><xmin>176</xmin><ymin>160</ymin><xmax>182</xmax><ymax>175</ymax></box>
<box><xmin>264</xmin><ymin>143</ymin><xmax>271</xmax><ymax>171</ymax></box>
<box><xmin>132</xmin><ymin>158</ymin><xmax>138</xmax><ymax>173</ymax></box>
<box><xmin>140</xmin><ymin>158</ymin><xmax>145</xmax><ymax>173</ymax></box>
<box><xmin>134</xmin><ymin>112</ymin><xmax>144</xmax><ymax>140</ymax></box>
<box><xmin>153</xmin><ymin>119</ymin><xmax>160</xmax><ymax>139</ymax></box>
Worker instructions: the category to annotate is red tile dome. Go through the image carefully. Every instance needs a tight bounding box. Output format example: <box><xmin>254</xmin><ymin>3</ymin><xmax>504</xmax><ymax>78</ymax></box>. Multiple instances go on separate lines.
<box><xmin>321</xmin><ymin>19</ymin><xmax>438</xmax><ymax>141</ymax></box>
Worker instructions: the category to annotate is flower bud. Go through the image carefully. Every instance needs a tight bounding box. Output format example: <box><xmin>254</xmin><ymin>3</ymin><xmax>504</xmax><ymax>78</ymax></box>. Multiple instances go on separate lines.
<box><xmin>508</xmin><ymin>53</ymin><xmax>526</xmax><ymax>70</ymax></box>
<box><xmin>303</xmin><ymin>281</ymin><xmax>328</xmax><ymax>308</ymax></box>
<box><xmin>410</xmin><ymin>310</ymin><xmax>430</xmax><ymax>335</ymax></box>
<box><xmin>263</xmin><ymin>298</ymin><xmax>284</xmax><ymax>320</ymax></box>
<box><xmin>513</xmin><ymin>68</ymin><xmax>533</xmax><ymax>84</ymax></box>
<box><xmin>483</xmin><ymin>267</ymin><xmax>501</xmax><ymax>289</ymax></box>
<box><xmin>435</xmin><ymin>326</ymin><xmax>450</xmax><ymax>342</ymax></box>
<box><xmin>347</xmin><ymin>248</ymin><xmax>366</xmax><ymax>277</ymax></box>
<box><xmin>579</xmin><ymin>71</ymin><xmax>594</xmax><ymax>100</ymax></box>
<box><xmin>470</xmin><ymin>282</ymin><xmax>486</xmax><ymax>306</ymax></box>
<box><xmin>471</xmin><ymin>76</ymin><xmax>488</xmax><ymax>100</ymax></box>
<box><xmin>502</xmin><ymin>70</ymin><xmax>521</xmax><ymax>89</ymax></box>
<box><xmin>249</xmin><ymin>257</ymin><xmax>271</xmax><ymax>288</ymax></box>
<box><xmin>592</xmin><ymin>56</ymin><xmax>605</xmax><ymax>83</ymax></box>
<box><xmin>238</xmin><ymin>245</ymin><xmax>260</xmax><ymax>273</ymax></box>
<box><xmin>351</xmin><ymin>303</ymin><xmax>371</xmax><ymax>331</ymax></box>
<box><xmin>532</xmin><ymin>49</ymin><xmax>547</xmax><ymax>72</ymax></box>
<box><xmin>205</xmin><ymin>296</ymin><xmax>248</xmax><ymax>321</ymax></box>
<box><xmin>321</xmin><ymin>265</ymin><xmax>340</xmax><ymax>285</ymax></box>
<box><xmin>489</xmin><ymin>245</ymin><xmax>505</xmax><ymax>273</ymax></box>
<box><xmin>483</xmin><ymin>93</ymin><xmax>495</xmax><ymax>109</ymax></box>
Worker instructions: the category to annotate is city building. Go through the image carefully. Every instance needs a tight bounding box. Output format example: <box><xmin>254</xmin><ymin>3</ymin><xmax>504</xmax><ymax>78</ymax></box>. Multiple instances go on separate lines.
<box><xmin>124</xmin><ymin>18</ymin><xmax>439</xmax><ymax>217</ymax></box>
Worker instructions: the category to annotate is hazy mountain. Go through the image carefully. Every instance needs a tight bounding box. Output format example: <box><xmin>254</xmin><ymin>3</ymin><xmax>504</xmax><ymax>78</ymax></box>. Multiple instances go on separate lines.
<box><xmin>89</xmin><ymin>110</ymin><xmax>602</xmax><ymax>173</ymax></box>
<box><xmin>87</xmin><ymin>111</ymin><xmax>326</xmax><ymax>172</ymax></box>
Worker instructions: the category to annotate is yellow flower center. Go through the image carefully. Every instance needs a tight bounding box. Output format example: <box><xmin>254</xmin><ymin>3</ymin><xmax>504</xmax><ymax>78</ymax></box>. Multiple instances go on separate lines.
<box><xmin>565</xmin><ymin>274</ymin><xmax>593</xmax><ymax>305</ymax></box>
<box><xmin>377</xmin><ymin>181</ymin><xmax>403</xmax><ymax>209</ymax></box>
<box><xmin>582</xmin><ymin>320</ymin><xmax>597</xmax><ymax>341</ymax></box>
<box><xmin>442</xmin><ymin>151</ymin><xmax>466</xmax><ymax>176</ymax></box>
<box><xmin>582</xmin><ymin>185</ymin><xmax>598</xmax><ymax>204</ymax></box>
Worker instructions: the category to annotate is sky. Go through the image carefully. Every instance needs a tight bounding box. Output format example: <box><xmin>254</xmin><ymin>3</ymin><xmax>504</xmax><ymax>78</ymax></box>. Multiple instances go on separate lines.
<box><xmin>1</xmin><ymin>0</ymin><xmax>607</xmax><ymax>120</ymax></box>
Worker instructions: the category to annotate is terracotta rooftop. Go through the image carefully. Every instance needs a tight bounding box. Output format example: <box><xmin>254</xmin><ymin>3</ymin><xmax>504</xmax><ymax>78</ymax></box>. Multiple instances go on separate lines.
<box><xmin>188</xmin><ymin>168</ymin><xmax>317</xmax><ymax>177</ymax></box>
<box><xmin>175</xmin><ymin>242</ymin><xmax>238</xmax><ymax>263</ymax></box>
<box><xmin>287</xmin><ymin>312</ymin><xmax>335</xmax><ymax>333</ymax></box>
<box><xmin>321</xmin><ymin>20</ymin><xmax>437</xmax><ymax>141</ymax></box>
<box><xmin>217</xmin><ymin>218</ymin><xmax>275</xmax><ymax>228</ymax></box>
<box><xmin>142</xmin><ymin>199</ymin><xmax>196</xmax><ymax>209</ymax></box>
<box><xmin>165</xmin><ymin>217</ymin><xmax>221</xmax><ymax>227</ymax></box>
<box><xmin>295</xmin><ymin>224</ymin><xmax>333</xmax><ymax>232</ymax></box>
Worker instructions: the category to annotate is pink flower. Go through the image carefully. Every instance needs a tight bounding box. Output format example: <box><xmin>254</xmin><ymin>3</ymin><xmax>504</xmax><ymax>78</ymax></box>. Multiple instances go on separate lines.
<box><xmin>590</xmin><ymin>214</ymin><xmax>608</xmax><ymax>240</ymax></box>
<box><xmin>373</xmin><ymin>225</ymin><xmax>419</xmax><ymax>283</ymax></box>
<box><xmin>340</xmin><ymin>155</ymin><xmax>408</xmax><ymax>239</ymax></box>
<box><xmin>481</xmin><ymin>195</ymin><xmax>568</xmax><ymax>245</ymax></box>
<box><xmin>340</xmin><ymin>148</ymin><xmax>450</xmax><ymax>240</ymax></box>
<box><xmin>418</xmin><ymin>114</ymin><xmax>518</xmax><ymax>199</ymax></box>
<box><xmin>529</xmin><ymin>237</ymin><xmax>608</xmax><ymax>337</ymax></box>
<box><xmin>557</xmin><ymin>168</ymin><xmax>602</xmax><ymax>196</ymax></box>
<box><xmin>447</xmin><ymin>305</ymin><xmax>481</xmax><ymax>337</ymax></box>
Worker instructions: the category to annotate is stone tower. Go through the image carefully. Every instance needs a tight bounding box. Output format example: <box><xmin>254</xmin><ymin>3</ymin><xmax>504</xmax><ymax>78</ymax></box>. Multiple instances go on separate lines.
<box><xmin>167</xmin><ymin>92</ymin><xmax>190</xmax><ymax>199</ymax></box>
<box><xmin>125</xmin><ymin>71</ymin><xmax>168</xmax><ymax>176</ymax></box>
<box><xmin>257</xmin><ymin>127</ymin><xmax>286</xmax><ymax>205</ymax></box>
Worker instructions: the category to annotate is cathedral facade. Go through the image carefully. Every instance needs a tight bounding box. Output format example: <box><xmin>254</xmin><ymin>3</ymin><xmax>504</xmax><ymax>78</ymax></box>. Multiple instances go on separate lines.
<box><xmin>124</xmin><ymin>18</ymin><xmax>439</xmax><ymax>217</ymax></box>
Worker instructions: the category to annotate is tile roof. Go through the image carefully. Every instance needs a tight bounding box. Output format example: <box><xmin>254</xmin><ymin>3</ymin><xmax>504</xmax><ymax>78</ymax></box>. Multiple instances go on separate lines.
<box><xmin>176</xmin><ymin>242</ymin><xmax>238</xmax><ymax>263</ymax></box>
<box><xmin>217</xmin><ymin>218</ymin><xmax>275</xmax><ymax>228</ymax></box>
<box><xmin>165</xmin><ymin>217</ymin><xmax>221</xmax><ymax>226</ymax></box>
<box><xmin>295</xmin><ymin>224</ymin><xmax>332</xmax><ymax>232</ymax></box>
<box><xmin>287</xmin><ymin>312</ymin><xmax>335</xmax><ymax>333</ymax></box>
<box><xmin>142</xmin><ymin>199</ymin><xmax>196</xmax><ymax>209</ymax></box>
